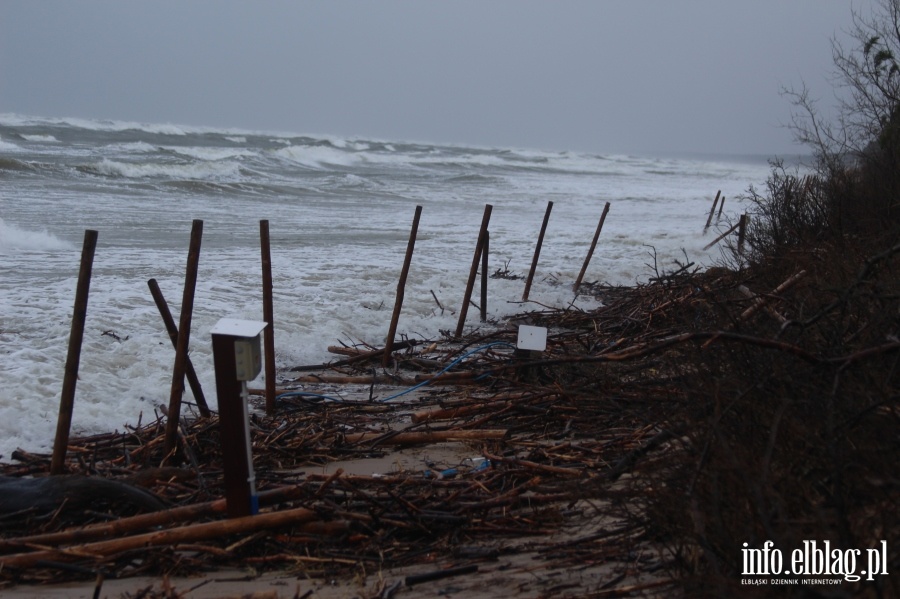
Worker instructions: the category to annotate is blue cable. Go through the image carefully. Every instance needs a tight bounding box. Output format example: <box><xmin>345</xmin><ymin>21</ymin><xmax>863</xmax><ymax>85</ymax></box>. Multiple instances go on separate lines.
<box><xmin>276</xmin><ymin>341</ymin><xmax>516</xmax><ymax>405</ymax></box>
<box><xmin>376</xmin><ymin>341</ymin><xmax>515</xmax><ymax>402</ymax></box>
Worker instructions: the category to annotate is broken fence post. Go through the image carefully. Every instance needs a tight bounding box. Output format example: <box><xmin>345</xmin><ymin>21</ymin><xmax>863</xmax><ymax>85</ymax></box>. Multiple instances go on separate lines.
<box><xmin>164</xmin><ymin>219</ymin><xmax>203</xmax><ymax>457</ymax></box>
<box><xmin>703</xmin><ymin>219</ymin><xmax>742</xmax><ymax>251</ymax></box>
<box><xmin>704</xmin><ymin>190</ymin><xmax>722</xmax><ymax>232</ymax></box>
<box><xmin>383</xmin><ymin>205</ymin><xmax>422</xmax><ymax>367</ymax></box>
<box><xmin>573</xmin><ymin>201</ymin><xmax>611</xmax><ymax>292</ymax></box>
<box><xmin>455</xmin><ymin>204</ymin><xmax>492</xmax><ymax>337</ymax></box>
<box><xmin>50</xmin><ymin>229</ymin><xmax>98</xmax><ymax>475</ymax></box>
<box><xmin>523</xmin><ymin>201</ymin><xmax>553</xmax><ymax>301</ymax></box>
<box><xmin>147</xmin><ymin>279</ymin><xmax>211</xmax><ymax>418</ymax></box>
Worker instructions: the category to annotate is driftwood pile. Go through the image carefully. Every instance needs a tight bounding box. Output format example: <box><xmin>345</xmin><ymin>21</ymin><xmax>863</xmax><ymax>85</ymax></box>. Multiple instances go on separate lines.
<box><xmin>1</xmin><ymin>253</ymin><xmax>897</xmax><ymax>597</ymax></box>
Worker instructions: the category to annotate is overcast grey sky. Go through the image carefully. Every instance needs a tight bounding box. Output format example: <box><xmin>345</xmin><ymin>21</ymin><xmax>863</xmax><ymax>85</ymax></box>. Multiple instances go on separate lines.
<box><xmin>0</xmin><ymin>1</ymin><xmax>868</xmax><ymax>155</ymax></box>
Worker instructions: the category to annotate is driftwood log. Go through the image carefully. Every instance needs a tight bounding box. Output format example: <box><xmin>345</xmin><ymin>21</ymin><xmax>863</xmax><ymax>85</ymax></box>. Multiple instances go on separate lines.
<box><xmin>0</xmin><ymin>506</ymin><xmax>320</xmax><ymax>570</ymax></box>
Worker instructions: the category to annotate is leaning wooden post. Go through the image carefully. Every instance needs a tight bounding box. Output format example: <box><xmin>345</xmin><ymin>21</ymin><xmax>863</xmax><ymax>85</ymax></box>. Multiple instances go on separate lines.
<box><xmin>383</xmin><ymin>205</ymin><xmax>422</xmax><ymax>367</ymax></box>
<box><xmin>147</xmin><ymin>279</ymin><xmax>211</xmax><ymax>418</ymax></box>
<box><xmin>50</xmin><ymin>230</ymin><xmax>98</xmax><ymax>475</ymax></box>
<box><xmin>703</xmin><ymin>219</ymin><xmax>742</xmax><ymax>250</ymax></box>
<box><xmin>480</xmin><ymin>229</ymin><xmax>489</xmax><ymax>321</ymax></box>
<box><xmin>455</xmin><ymin>204</ymin><xmax>492</xmax><ymax>337</ymax></box>
<box><xmin>703</xmin><ymin>190</ymin><xmax>722</xmax><ymax>232</ymax></box>
<box><xmin>164</xmin><ymin>220</ymin><xmax>203</xmax><ymax>457</ymax></box>
<box><xmin>573</xmin><ymin>202</ymin><xmax>611</xmax><ymax>292</ymax></box>
<box><xmin>259</xmin><ymin>220</ymin><xmax>277</xmax><ymax>415</ymax></box>
<box><xmin>523</xmin><ymin>201</ymin><xmax>553</xmax><ymax>301</ymax></box>
<box><xmin>717</xmin><ymin>195</ymin><xmax>725</xmax><ymax>220</ymax></box>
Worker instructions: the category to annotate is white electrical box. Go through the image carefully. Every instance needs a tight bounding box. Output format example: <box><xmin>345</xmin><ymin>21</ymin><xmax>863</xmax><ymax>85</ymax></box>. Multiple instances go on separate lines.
<box><xmin>233</xmin><ymin>336</ymin><xmax>262</xmax><ymax>381</ymax></box>
<box><xmin>211</xmin><ymin>318</ymin><xmax>268</xmax><ymax>381</ymax></box>
<box><xmin>517</xmin><ymin>325</ymin><xmax>547</xmax><ymax>352</ymax></box>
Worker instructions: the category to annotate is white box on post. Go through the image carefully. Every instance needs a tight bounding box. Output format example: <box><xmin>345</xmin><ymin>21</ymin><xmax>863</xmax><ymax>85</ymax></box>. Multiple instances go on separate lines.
<box><xmin>210</xmin><ymin>317</ymin><xmax>268</xmax><ymax>518</ymax></box>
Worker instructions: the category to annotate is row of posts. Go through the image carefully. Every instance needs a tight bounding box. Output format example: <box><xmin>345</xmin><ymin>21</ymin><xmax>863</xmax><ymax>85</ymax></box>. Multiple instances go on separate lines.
<box><xmin>48</xmin><ymin>200</ymin><xmax>609</xmax><ymax>469</ymax></box>
<box><xmin>49</xmin><ymin>193</ymin><xmax>744</xmax><ymax>513</ymax></box>
<box><xmin>50</xmin><ymin>219</ymin><xmax>277</xmax><ymax>474</ymax></box>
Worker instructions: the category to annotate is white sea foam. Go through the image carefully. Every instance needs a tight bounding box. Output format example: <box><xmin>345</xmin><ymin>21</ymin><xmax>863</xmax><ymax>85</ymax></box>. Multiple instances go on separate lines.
<box><xmin>162</xmin><ymin>146</ymin><xmax>257</xmax><ymax>161</ymax></box>
<box><xmin>20</xmin><ymin>134</ymin><xmax>59</xmax><ymax>143</ymax></box>
<box><xmin>0</xmin><ymin>136</ymin><xmax>20</xmax><ymax>151</ymax></box>
<box><xmin>93</xmin><ymin>157</ymin><xmax>243</xmax><ymax>179</ymax></box>
<box><xmin>0</xmin><ymin>114</ymin><xmax>776</xmax><ymax>460</ymax></box>
<box><xmin>276</xmin><ymin>144</ymin><xmax>362</xmax><ymax>168</ymax></box>
<box><xmin>0</xmin><ymin>218</ymin><xmax>73</xmax><ymax>251</ymax></box>
<box><xmin>107</xmin><ymin>141</ymin><xmax>157</xmax><ymax>153</ymax></box>
<box><xmin>329</xmin><ymin>137</ymin><xmax>370</xmax><ymax>152</ymax></box>
<box><xmin>140</xmin><ymin>123</ymin><xmax>188</xmax><ymax>136</ymax></box>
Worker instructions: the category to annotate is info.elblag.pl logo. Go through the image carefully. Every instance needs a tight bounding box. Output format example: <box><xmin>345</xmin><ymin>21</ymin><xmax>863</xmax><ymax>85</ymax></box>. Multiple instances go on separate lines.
<box><xmin>742</xmin><ymin>540</ymin><xmax>889</xmax><ymax>584</ymax></box>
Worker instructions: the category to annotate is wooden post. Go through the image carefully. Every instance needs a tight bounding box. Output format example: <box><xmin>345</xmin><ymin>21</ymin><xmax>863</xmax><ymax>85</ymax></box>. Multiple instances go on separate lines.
<box><xmin>737</xmin><ymin>213</ymin><xmax>748</xmax><ymax>254</ymax></box>
<box><xmin>523</xmin><ymin>201</ymin><xmax>553</xmax><ymax>301</ymax></box>
<box><xmin>480</xmin><ymin>229</ymin><xmax>489</xmax><ymax>321</ymax></box>
<box><xmin>210</xmin><ymin>324</ymin><xmax>259</xmax><ymax>518</ymax></box>
<box><xmin>717</xmin><ymin>195</ymin><xmax>725</xmax><ymax>220</ymax></box>
<box><xmin>147</xmin><ymin>279</ymin><xmax>211</xmax><ymax>418</ymax></box>
<box><xmin>383</xmin><ymin>206</ymin><xmax>422</xmax><ymax>367</ymax></box>
<box><xmin>164</xmin><ymin>220</ymin><xmax>203</xmax><ymax>457</ymax></box>
<box><xmin>703</xmin><ymin>219</ymin><xmax>742</xmax><ymax>250</ymax></box>
<box><xmin>455</xmin><ymin>204</ymin><xmax>492</xmax><ymax>337</ymax></box>
<box><xmin>703</xmin><ymin>190</ymin><xmax>721</xmax><ymax>232</ymax></box>
<box><xmin>260</xmin><ymin>220</ymin><xmax>277</xmax><ymax>415</ymax></box>
<box><xmin>50</xmin><ymin>230</ymin><xmax>98</xmax><ymax>475</ymax></box>
<box><xmin>573</xmin><ymin>202</ymin><xmax>611</xmax><ymax>292</ymax></box>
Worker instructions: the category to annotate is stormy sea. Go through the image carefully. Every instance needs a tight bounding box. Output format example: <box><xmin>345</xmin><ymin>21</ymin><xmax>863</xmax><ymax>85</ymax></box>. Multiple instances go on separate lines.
<box><xmin>0</xmin><ymin>113</ymin><xmax>776</xmax><ymax>457</ymax></box>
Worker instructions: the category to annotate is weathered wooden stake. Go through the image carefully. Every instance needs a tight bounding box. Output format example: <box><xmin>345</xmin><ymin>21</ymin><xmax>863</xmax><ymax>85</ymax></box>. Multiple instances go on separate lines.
<box><xmin>717</xmin><ymin>195</ymin><xmax>726</xmax><ymax>220</ymax></box>
<box><xmin>164</xmin><ymin>219</ymin><xmax>203</xmax><ymax>457</ymax></box>
<box><xmin>50</xmin><ymin>230</ymin><xmax>98</xmax><ymax>475</ymax></box>
<box><xmin>573</xmin><ymin>202</ymin><xmax>611</xmax><ymax>292</ymax></box>
<box><xmin>523</xmin><ymin>201</ymin><xmax>553</xmax><ymax>301</ymax></box>
<box><xmin>704</xmin><ymin>190</ymin><xmax>722</xmax><ymax>232</ymax></box>
<box><xmin>147</xmin><ymin>279</ymin><xmax>211</xmax><ymax>418</ymax></box>
<box><xmin>737</xmin><ymin>213</ymin><xmax>748</xmax><ymax>254</ymax></box>
<box><xmin>456</xmin><ymin>204</ymin><xmax>492</xmax><ymax>337</ymax></box>
<box><xmin>480</xmin><ymin>229</ymin><xmax>489</xmax><ymax>321</ymax></box>
<box><xmin>703</xmin><ymin>218</ymin><xmax>742</xmax><ymax>250</ymax></box>
<box><xmin>383</xmin><ymin>205</ymin><xmax>422</xmax><ymax>367</ymax></box>
<box><xmin>260</xmin><ymin>220</ymin><xmax>277</xmax><ymax>414</ymax></box>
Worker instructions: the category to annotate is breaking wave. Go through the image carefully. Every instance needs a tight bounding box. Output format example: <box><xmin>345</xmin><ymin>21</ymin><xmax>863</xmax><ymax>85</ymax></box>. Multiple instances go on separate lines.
<box><xmin>0</xmin><ymin>218</ymin><xmax>72</xmax><ymax>251</ymax></box>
